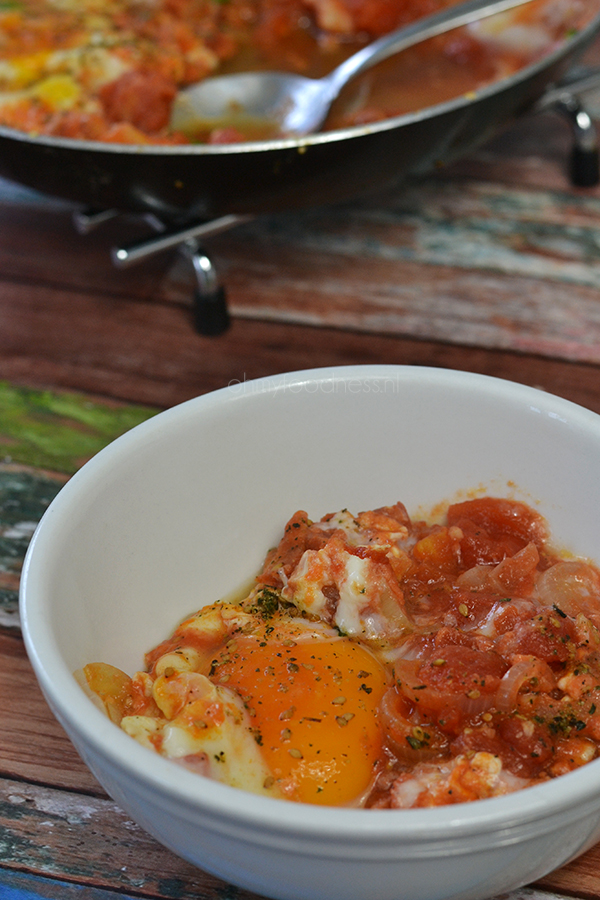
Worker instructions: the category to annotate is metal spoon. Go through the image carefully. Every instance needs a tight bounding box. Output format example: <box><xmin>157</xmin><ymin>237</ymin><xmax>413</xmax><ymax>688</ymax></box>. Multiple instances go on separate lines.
<box><xmin>171</xmin><ymin>0</ymin><xmax>537</xmax><ymax>138</ymax></box>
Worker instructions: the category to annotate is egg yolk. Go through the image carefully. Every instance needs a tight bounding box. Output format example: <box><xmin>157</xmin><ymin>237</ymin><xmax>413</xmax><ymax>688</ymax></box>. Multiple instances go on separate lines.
<box><xmin>211</xmin><ymin>629</ymin><xmax>388</xmax><ymax>805</ymax></box>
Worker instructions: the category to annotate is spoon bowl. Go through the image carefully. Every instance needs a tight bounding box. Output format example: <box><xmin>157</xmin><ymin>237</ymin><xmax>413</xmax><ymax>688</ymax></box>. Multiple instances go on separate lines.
<box><xmin>171</xmin><ymin>0</ymin><xmax>538</xmax><ymax>139</ymax></box>
<box><xmin>172</xmin><ymin>72</ymin><xmax>330</xmax><ymax>138</ymax></box>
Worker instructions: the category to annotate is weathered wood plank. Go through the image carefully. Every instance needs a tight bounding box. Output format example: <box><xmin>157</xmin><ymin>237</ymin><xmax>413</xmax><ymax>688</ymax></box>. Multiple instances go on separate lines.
<box><xmin>0</xmin><ymin>201</ymin><xmax>178</xmax><ymax>304</ymax></box>
<box><xmin>0</xmin><ymin>383</ymin><xmax>156</xmax><ymax>473</ymax></box>
<box><xmin>6</xmin><ymin>175</ymin><xmax>600</xmax><ymax>366</ymax></box>
<box><xmin>196</xmin><ymin>190</ymin><xmax>600</xmax><ymax>363</ymax></box>
<box><xmin>0</xmin><ymin>868</ymin><xmax>142</xmax><ymax>900</ymax></box>
<box><xmin>0</xmin><ymin>631</ymin><xmax>102</xmax><ymax>793</ymax></box>
<box><xmin>0</xmin><ymin>467</ymin><xmax>68</xmax><ymax>629</ymax></box>
<box><xmin>2</xmin><ymin>760</ymin><xmax>598</xmax><ymax>900</ymax></box>
<box><xmin>541</xmin><ymin>848</ymin><xmax>600</xmax><ymax>900</ymax></box>
<box><xmin>2</xmin><ymin>272</ymin><xmax>600</xmax><ymax>415</ymax></box>
<box><xmin>0</xmin><ymin>380</ymin><xmax>156</xmax><ymax>629</ymax></box>
<box><xmin>0</xmin><ymin>775</ymin><xmax>256</xmax><ymax>900</ymax></box>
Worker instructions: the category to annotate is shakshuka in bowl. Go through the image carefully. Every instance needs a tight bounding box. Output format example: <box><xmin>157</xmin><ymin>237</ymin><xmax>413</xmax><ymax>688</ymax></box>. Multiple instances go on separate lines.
<box><xmin>19</xmin><ymin>365</ymin><xmax>600</xmax><ymax>900</ymax></box>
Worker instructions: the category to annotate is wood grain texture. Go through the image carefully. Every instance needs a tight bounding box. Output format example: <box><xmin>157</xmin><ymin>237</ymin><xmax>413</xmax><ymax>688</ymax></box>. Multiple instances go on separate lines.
<box><xmin>0</xmin><ymin>774</ymin><xmax>254</xmax><ymax>900</ymax></box>
<box><xmin>540</xmin><ymin>849</ymin><xmax>600</xmax><ymax>900</ymax></box>
<box><xmin>2</xmin><ymin>277</ymin><xmax>600</xmax><ymax>413</ymax></box>
<box><xmin>0</xmin><ymin>384</ymin><xmax>156</xmax><ymax>472</ymax></box>
<box><xmin>6</xmin><ymin>149</ymin><xmax>600</xmax><ymax>366</ymax></box>
<box><xmin>0</xmin><ymin>631</ymin><xmax>101</xmax><ymax>793</ymax></box>
<box><xmin>0</xmin><ymin>869</ymin><xmax>141</xmax><ymax>900</ymax></box>
<box><xmin>0</xmin><ymin>869</ymin><xmax>142</xmax><ymax>900</ymax></box>
<box><xmin>1</xmin><ymin>219</ymin><xmax>600</xmax><ymax>414</ymax></box>
<box><xmin>0</xmin><ymin>467</ymin><xmax>68</xmax><ymax>629</ymax></box>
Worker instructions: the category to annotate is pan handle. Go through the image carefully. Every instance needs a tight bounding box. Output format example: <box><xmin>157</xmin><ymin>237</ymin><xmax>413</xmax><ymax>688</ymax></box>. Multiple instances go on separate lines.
<box><xmin>182</xmin><ymin>238</ymin><xmax>231</xmax><ymax>336</ymax></box>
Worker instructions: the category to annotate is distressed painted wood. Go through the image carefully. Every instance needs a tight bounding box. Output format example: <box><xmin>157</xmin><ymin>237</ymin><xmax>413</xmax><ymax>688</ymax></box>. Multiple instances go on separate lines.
<box><xmin>0</xmin><ymin>874</ymin><xmax>574</xmax><ymax>900</ymax></box>
<box><xmin>0</xmin><ymin>776</ymin><xmax>252</xmax><ymax>900</ymax></box>
<box><xmin>0</xmin><ymin>869</ymin><xmax>142</xmax><ymax>900</ymax></box>
<box><xmin>0</xmin><ymin>384</ymin><xmax>156</xmax><ymax>627</ymax></box>
<box><xmin>0</xmin><ymin>468</ymin><xmax>67</xmax><ymax>629</ymax></box>
<box><xmin>0</xmin><ymin>382</ymin><xmax>156</xmax><ymax>474</ymax></box>
<box><xmin>0</xmin><ymin>768</ymin><xmax>583</xmax><ymax>900</ymax></box>
<box><xmin>7</xmin><ymin>146</ymin><xmax>600</xmax><ymax>365</ymax></box>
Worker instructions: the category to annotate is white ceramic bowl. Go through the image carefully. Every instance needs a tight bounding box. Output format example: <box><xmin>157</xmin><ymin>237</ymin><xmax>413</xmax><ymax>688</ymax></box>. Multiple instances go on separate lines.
<box><xmin>20</xmin><ymin>365</ymin><xmax>600</xmax><ymax>900</ymax></box>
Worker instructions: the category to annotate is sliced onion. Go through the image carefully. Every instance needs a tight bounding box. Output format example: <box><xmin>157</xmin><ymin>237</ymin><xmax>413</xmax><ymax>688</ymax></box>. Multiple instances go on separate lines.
<box><xmin>380</xmin><ymin>688</ymin><xmax>448</xmax><ymax>762</ymax></box>
<box><xmin>535</xmin><ymin>560</ymin><xmax>600</xmax><ymax>624</ymax></box>
<box><xmin>456</xmin><ymin>565</ymin><xmax>493</xmax><ymax>590</ymax></box>
<box><xmin>457</xmin><ymin>544</ymin><xmax>539</xmax><ymax>596</ymax></box>
<box><xmin>477</xmin><ymin>597</ymin><xmax>537</xmax><ymax>638</ymax></box>
<box><xmin>390</xmin><ymin>635</ymin><xmax>431</xmax><ymax>661</ymax></box>
<box><xmin>489</xmin><ymin>542</ymin><xmax>539</xmax><ymax>593</ymax></box>
<box><xmin>495</xmin><ymin>656</ymin><xmax>555</xmax><ymax>711</ymax></box>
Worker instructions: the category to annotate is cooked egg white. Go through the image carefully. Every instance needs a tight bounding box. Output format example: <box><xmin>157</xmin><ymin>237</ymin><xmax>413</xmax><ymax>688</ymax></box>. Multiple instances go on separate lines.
<box><xmin>122</xmin><ymin>674</ymin><xmax>280</xmax><ymax>796</ymax></box>
<box><xmin>281</xmin><ymin>539</ymin><xmax>412</xmax><ymax>646</ymax></box>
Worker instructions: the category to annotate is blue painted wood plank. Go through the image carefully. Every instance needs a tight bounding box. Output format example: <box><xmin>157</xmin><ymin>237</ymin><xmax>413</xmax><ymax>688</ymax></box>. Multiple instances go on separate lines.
<box><xmin>0</xmin><ymin>869</ymin><xmax>140</xmax><ymax>900</ymax></box>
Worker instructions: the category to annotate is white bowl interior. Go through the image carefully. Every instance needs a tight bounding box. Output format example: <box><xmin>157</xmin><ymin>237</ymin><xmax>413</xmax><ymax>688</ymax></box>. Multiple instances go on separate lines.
<box><xmin>26</xmin><ymin>366</ymin><xmax>600</xmax><ymax>674</ymax></box>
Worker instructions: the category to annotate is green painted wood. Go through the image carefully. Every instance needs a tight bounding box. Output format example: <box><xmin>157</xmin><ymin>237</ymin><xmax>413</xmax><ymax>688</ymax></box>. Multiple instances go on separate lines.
<box><xmin>0</xmin><ymin>382</ymin><xmax>157</xmax><ymax>628</ymax></box>
<box><xmin>0</xmin><ymin>382</ymin><xmax>157</xmax><ymax>475</ymax></box>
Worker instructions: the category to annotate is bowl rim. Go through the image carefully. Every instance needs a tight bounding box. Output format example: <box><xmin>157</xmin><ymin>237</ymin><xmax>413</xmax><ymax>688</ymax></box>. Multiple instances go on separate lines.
<box><xmin>20</xmin><ymin>364</ymin><xmax>600</xmax><ymax>844</ymax></box>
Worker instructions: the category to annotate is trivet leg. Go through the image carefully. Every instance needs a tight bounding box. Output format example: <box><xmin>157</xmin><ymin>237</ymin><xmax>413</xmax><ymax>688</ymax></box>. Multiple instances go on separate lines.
<box><xmin>182</xmin><ymin>238</ymin><xmax>230</xmax><ymax>336</ymax></box>
<box><xmin>110</xmin><ymin>213</ymin><xmax>250</xmax><ymax>335</ymax></box>
<box><xmin>554</xmin><ymin>94</ymin><xmax>599</xmax><ymax>188</ymax></box>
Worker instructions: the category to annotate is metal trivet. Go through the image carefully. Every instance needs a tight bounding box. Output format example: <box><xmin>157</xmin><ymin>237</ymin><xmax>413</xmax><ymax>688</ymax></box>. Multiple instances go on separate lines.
<box><xmin>73</xmin><ymin>209</ymin><xmax>252</xmax><ymax>336</ymax></box>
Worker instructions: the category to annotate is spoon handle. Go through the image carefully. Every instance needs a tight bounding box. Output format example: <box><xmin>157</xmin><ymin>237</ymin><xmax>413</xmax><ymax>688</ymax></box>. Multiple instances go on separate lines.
<box><xmin>324</xmin><ymin>0</ymin><xmax>538</xmax><ymax>99</ymax></box>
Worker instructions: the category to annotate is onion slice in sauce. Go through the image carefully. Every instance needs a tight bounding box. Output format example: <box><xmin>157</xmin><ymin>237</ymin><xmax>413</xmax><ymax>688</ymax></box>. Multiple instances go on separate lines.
<box><xmin>495</xmin><ymin>656</ymin><xmax>555</xmax><ymax>711</ymax></box>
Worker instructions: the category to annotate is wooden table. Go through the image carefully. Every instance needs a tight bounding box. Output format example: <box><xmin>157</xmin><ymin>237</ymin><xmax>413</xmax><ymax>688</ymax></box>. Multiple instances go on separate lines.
<box><xmin>4</xmin><ymin>37</ymin><xmax>600</xmax><ymax>900</ymax></box>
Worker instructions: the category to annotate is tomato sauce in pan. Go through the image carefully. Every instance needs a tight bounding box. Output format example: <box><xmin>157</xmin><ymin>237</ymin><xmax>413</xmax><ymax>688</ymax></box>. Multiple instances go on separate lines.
<box><xmin>0</xmin><ymin>0</ymin><xmax>594</xmax><ymax>144</ymax></box>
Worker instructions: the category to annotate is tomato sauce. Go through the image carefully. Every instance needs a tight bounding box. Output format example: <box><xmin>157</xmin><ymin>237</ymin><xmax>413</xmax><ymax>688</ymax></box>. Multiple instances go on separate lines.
<box><xmin>254</xmin><ymin>496</ymin><xmax>600</xmax><ymax>806</ymax></box>
<box><xmin>83</xmin><ymin>495</ymin><xmax>600</xmax><ymax>807</ymax></box>
<box><xmin>0</xmin><ymin>0</ymin><xmax>594</xmax><ymax>144</ymax></box>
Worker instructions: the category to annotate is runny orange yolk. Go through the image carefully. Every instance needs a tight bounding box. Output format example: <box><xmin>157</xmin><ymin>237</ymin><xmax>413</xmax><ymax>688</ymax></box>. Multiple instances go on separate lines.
<box><xmin>211</xmin><ymin>631</ymin><xmax>388</xmax><ymax>806</ymax></box>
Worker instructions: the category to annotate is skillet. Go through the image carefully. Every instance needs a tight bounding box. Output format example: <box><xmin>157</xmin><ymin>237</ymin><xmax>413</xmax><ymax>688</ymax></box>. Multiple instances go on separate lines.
<box><xmin>0</xmin><ymin>12</ymin><xmax>599</xmax><ymax>222</ymax></box>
